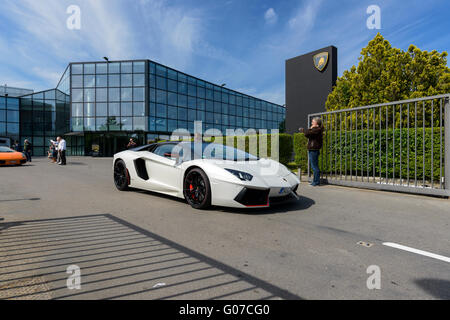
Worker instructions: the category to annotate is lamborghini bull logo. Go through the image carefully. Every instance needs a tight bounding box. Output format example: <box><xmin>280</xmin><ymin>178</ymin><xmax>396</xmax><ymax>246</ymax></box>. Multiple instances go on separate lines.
<box><xmin>313</xmin><ymin>52</ymin><xmax>329</xmax><ymax>72</ymax></box>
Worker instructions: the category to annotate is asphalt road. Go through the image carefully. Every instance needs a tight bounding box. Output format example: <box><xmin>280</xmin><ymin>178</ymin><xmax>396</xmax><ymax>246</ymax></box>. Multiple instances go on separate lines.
<box><xmin>0</xmin><ymin>157</ymin><xmax>449</xmax><ymax>300</ymax></box>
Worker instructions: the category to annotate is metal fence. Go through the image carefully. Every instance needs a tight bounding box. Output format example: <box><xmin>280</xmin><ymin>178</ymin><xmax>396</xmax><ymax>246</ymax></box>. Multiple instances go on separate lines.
<box><xmin>307</xmin><ymin>94</ymin><xmax>450</xmax><ymax>197</ymax></box>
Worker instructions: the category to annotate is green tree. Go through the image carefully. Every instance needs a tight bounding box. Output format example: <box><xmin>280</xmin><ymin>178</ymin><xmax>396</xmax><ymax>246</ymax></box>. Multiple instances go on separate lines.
<box><xmin>326</xmin><ymin>33</ymin><xmax>449</xmax><ymax>111</ymax></box>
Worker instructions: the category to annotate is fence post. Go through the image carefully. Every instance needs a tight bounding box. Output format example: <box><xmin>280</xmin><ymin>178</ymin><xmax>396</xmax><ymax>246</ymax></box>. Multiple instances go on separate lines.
<box><xmin>445</xmin><ymin>97</ymin><xmax>450</xmax><ymax>191</ymax></box>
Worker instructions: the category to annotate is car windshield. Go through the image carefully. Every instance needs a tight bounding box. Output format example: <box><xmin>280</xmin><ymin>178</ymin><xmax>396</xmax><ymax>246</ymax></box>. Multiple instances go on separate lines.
<box><xmin>0</xmin><ymin>146</ymin><xmax>14</xmax><ymax>153</ymax></box>
<box><xmin>175</xmin><ymin>142</ymin><xmax>258</xmax><ymax>162</ymax></box>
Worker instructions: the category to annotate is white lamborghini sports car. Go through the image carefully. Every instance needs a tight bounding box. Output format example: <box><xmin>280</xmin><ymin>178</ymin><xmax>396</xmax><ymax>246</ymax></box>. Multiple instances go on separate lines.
<box><xmin>113</xmin><ymin>141</ymin><xmax>300</xmax><ymax>209</ymax></box>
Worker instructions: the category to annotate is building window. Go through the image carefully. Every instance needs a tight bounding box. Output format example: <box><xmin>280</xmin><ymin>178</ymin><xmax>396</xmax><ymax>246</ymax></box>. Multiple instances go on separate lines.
<box><xmin>96</xmin><ymin>117</ymin><xmax>108</xmax><ymax>131</ymax></box>
<box><xmin>108</xmin><ymin>103</ymin><xmax>120</xmax><ymax>116</ymax></box>
<box><xmin>96</xmin><ymin>63</ymin><xmax>108</xmax><ymax>74</ymax></box>
<box><xmin>133</xmin><ymin>117</ymin><xmax>146</xmax><ymax>130</ymax></box>
<box><xmin>121</xmin><ymin>117</ymin><xmax>133</xmax><ymax>130</ymax></box>
<box><xmin>133</xmin><ymin>88</ymin><xmax>145</xmax><ymax>102</ymax></box>
<box><xmin>84</xmin><ymin>117</ymin><xmax>95</xmax><ymax>131</ymax></box>
<box><xmin>121</xmin><ymin>74</ymin><xmax>132</xmax><ymax>87</ymax></box>
<box><xmin>84</xmin><ymin>103</ymin><xmax>95</xmax><ymax>117</ymax></box>
<box><xmin>108</xmin><ymin>88</ymin><xmax>120</xmax><ymax>102</ymax></box>
<box><xmin>156</xmin><ymin>118</ymin><xmax>167</xmax><ymax>131</ymax></box>
<box><xmin>156</xmin><ymin>90</ymin><xmax>167</xmax><ymax>104</ymax></box>
<box><xmin>121</xmin><ymin>88</ymin><xmax>133</xmax><ymax>102</ymax></box>
<box><xmin>133</xmin><ymin>73</ymin><xmax>145</xmax><ymax>86</ymax></box>
<box><xmin>72</xmin><ymin>75</ymin><xmax>83</xmax><ymax>88</ymax></box>
<box><xmin>156</xmin><ymin>64</ymin><xmax>167</xmax><ymax>77</ymax></box>
<box><xmin>72</xmin><ymin>64</ymin><xmax>83</xmax><ymax>74</ymax></box>
<box><xmin>96</xmin><ymin>75</ymin><xmax>108</xmax><ymax>87</ymax></box>
<box><xmin>108</xmin><ymin>62</ymin><xmax>120</xmax><ymax>73</ymax></box>
<box><xmin>133</xmin><ymin>61</ymin><xmax>145</xmax><ymax>73</ymax></box>
<box><xmin>167</xmin><ymin>69</ymin><xmax>177</xmax><ymax>80</ymax></box>
<box><xmin>84</xmin><ymin>64</ymin><xmax>95</xmax><ymax>74</ymax></box>
<box><xmin>84</xmin><ymin>89</ymin><xmax>95</xmax><ymax>102</ymax></box>
<box><xmin>156</xmin><ymin>104</ymin><xmax>166</xmax><ymax>118</ymax></box>
<box><xmin>121</xmin><ymin>62</ymin><xmax>133</xmax><ymax>73</ymax></box>
<box><xmin>96</xmin><ymin>88</ymin><xmax>108</xmax><ymax>102</ymax></box>
<box><xmin>109</xmin><ymin>74</ymin><xmax>120</xmax><ymax>87</ymax></box>
<box><xmin>121</xmin><ymin>102</ymin><xmax>133</xmax><ymax>116</ymax></box>
<box><xmin>168</xmin><ymin>92</ymin><xmax>177</xmax><ymax>106</ymax></box>
<box><xmin>72</xmin><ymin>103</ymin><xmax>83</xmax><ymax>117</ymax></box>
<box><xmin>133</xmin><ymin>102</ymin><xmax>145</xmax><ymax>117</ymax></box>
<box><xmin>96</xmin><ymin>103</ymin><xmax>108</xmax><ymax>117</ymax></box>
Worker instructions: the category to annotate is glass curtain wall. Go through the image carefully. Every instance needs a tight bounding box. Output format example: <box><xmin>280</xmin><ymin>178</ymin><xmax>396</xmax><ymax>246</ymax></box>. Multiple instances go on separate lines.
<box><xmin>148</xmin><ymin>61</ymin><xmax>285</xmax><ymax>135</ymax></box>
<box><xmin>0</xmin><ymin>96</ymin><xmax>20</xmax><ymax>143</ymax></box>
<box><xmin>70</xmin><ymin>61</ymin><xmax>147</xmax><ymax>134</ymax></box>
<box><xmin>19</xmin><ymin>89</ymin><xmax>70</xmax><ymax>156</ymax></box>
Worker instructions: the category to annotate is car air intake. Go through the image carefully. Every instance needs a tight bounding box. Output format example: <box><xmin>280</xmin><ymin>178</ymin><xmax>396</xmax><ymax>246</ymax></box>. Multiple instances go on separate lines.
<box><xmin>234</xmin><ymin>188</ymin><xmax>270</xmax><ymax>207</ymax></box>
<box><xmin>134</xmin><ymin>158</ymin><xmax>149</xmax><ymax>180</ymax></box>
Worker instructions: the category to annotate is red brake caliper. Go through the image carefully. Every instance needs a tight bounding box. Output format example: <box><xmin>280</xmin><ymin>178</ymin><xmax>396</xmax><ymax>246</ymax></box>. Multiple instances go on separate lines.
<box><xmin>189</xmin><ymin>184</ymin><xmax>195</xmax><ymax>199</ymax></box>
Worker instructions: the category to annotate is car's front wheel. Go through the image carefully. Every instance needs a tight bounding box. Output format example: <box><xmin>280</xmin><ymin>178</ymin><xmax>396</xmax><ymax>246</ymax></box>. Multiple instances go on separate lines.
<box><xmin>183</xmin><ymin>168</ymin><xmax>211</xmax><ymax>209</ymax></box>
<box><xmin>114</xmin><ymin>159</ymin><xmax>129</xmax><ymax>191</ymax></box>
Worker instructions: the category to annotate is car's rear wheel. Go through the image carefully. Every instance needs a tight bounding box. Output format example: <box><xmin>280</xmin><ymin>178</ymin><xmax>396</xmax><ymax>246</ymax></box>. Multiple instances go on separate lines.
<box><xmin>183</xmin><ymin>168</ymin><xmax>211</xmax><ymax>209</ymax></box>
<box><xmin>114</xmin><ymin>159</ymin><xmax>129</xmax><ymax>191</ymax></box>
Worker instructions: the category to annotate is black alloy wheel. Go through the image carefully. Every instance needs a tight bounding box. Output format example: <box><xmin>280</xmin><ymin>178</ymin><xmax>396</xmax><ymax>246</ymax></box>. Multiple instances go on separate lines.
<box><xmin>183</xmin><ymin>168</ymin><xmax>211</xmax><ymax>209</ymax></box>
<box><xmin>114</xmin><ymin>159</ymin><xmax>129</xmax><ymax>191</ymax></box>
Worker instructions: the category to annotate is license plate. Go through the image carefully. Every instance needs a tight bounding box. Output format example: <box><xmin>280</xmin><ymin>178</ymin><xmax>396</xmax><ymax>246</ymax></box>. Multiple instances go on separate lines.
<box><xmin>10</xmin><ymin>161</ymin><xmax>17</xmax><ymax>164</ymax></box>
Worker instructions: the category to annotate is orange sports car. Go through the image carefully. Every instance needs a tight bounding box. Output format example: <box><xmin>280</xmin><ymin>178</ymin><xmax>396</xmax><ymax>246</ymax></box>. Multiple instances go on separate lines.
<box><xmin>0</xmin><ymin>146</ymin><xmax>27</xmax><ymax>166</ymax></box>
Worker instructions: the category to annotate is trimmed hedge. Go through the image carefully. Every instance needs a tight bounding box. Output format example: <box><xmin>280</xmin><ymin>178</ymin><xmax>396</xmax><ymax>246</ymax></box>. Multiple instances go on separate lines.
<box><xmin>293</xmin><ymin>133</ymin><xmax>308</xmax><ymax>172</ymax></box>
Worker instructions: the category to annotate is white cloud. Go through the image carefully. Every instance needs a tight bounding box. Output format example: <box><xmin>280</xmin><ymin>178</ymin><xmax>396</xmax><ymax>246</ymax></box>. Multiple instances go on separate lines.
<box><xmin>287</xmin><ymin>0</ymin><xmax>322</xmax><ymax>39</ymax></box>
<box><xmin>264</xmin><ymin>8</ymin><xmax>278</xmax><ymax>25</ymax></box>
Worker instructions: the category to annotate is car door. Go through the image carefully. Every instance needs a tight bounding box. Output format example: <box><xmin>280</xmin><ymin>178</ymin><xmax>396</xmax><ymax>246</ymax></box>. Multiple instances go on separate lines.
<box><xmin>144</xmin><ymin>143</ymin><xmax>182</xmax><ymax>195</ymax></box>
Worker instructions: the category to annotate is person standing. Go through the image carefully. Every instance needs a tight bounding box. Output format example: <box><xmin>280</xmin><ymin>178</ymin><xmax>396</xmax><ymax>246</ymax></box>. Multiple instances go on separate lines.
<box><xmin>12</xmin><ymin>140</ymin><xmax>20</xmax><ymax>151</ymax></box>
<box><xmin>56</xmin><ymin>136</ymin><xmax>66</xmax><ymax>165</ymax></box>
<box><xmin>127</xmin><ymin>138</ymin><xmax>137</xmax><ymax>149</ymax></box>
<box><xmin>50</xmin><ymin>139</ymin><xmax>59</xmax><ymax>163</ymax></box>
<box><xmin>299</xmin><ymin>117</ymin><xmax>324</xmax><ymax>186</ymax></box>
<box><xmin>23</xmin><ymin>139</ymin><xmax>32</xmax><ymax>162</ymax></box>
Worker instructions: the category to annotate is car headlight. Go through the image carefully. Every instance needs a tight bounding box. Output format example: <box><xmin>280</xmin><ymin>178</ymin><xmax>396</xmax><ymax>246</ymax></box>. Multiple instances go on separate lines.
<box><xmin>225</xmin><ymin>168</ymin><xmax>253</xmax><ymax>181</ymax></box>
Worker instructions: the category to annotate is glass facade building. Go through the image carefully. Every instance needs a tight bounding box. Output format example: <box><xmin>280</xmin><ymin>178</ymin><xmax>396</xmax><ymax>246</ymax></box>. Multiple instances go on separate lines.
<box><xmin>1</xmin><ymin>59</ymin><xmax>285</xmax><ymax>157</ymax></box>
<box><xmin>67</xmin><ymin>60</ymin><xmax>284</xmax><ymax>137</ymax></box>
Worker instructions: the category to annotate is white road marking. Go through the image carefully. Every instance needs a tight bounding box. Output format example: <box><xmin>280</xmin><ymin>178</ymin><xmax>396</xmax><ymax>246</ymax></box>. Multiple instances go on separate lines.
<box><xmin>383</xmin><ymin>242</ymin><xmax>450</xmax><ymax>263</ymax></box>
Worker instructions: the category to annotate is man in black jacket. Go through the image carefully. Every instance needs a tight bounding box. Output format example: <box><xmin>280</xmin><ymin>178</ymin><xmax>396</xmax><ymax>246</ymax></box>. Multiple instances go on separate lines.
<box><xmin>299</xmin><ymin>117</ymin><xmax>324</xmax><ymax>186</ymax></box>
<box><xmin>23</xmin><ymin>139</ymin><xmax>32</xmax><ymax>162</ymax></box>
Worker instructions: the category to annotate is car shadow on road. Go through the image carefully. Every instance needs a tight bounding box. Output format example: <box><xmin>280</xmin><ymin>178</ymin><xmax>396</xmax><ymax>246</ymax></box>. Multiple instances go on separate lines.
<box><xmin>132</xmin><ymin>188</ymin><xmax>315</xmax><ymax>215</ymax></box>
<box><xmin>414</xmin><ymin>278</ymin><xmax>450</xmax><ymax>299</ymax></box>
<box><xmin>132</xmin><ymin>189</ymin><xmax>188</xmax><ymax>205</ymax></box>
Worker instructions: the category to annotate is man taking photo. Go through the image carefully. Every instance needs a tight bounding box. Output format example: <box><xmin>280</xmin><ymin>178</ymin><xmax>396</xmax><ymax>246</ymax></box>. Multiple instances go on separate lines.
<box><xmin>299</xmin><ymin>117</ymin><xmax>324</xmax><ymax>186</ymax></box>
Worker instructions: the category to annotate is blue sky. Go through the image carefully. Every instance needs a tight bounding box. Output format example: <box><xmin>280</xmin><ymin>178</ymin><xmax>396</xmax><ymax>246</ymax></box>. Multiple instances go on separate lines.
<box><xmin>0</xmin><ymin>0</ymin><xmax>449</xmax><ymax>104</ymax></box>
